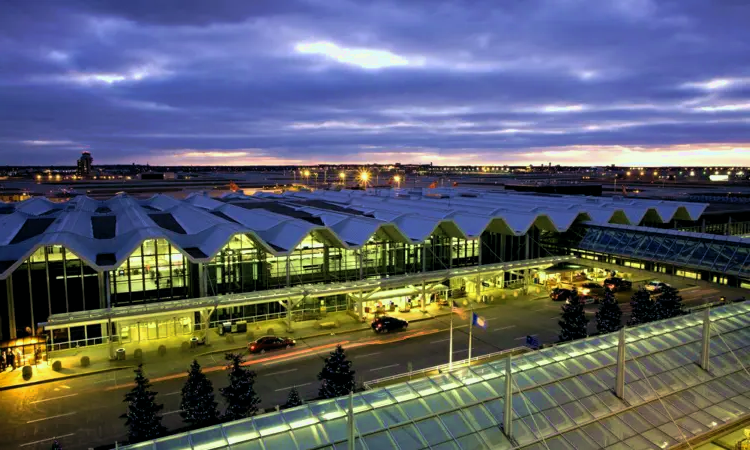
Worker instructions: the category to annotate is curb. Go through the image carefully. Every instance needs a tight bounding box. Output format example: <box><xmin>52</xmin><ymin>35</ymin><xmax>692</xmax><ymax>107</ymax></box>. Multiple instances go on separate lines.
<box><xmin>0</xmin><ymin>365</ymin><xmax>134</xmax><ymax>391</ymax></box>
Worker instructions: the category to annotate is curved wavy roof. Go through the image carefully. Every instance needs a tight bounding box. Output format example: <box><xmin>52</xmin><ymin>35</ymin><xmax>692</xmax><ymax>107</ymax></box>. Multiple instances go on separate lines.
<box><xmin>0</xmin><ymin>189</ymin><xmax>707</xmax><ymax>279</ymax></box>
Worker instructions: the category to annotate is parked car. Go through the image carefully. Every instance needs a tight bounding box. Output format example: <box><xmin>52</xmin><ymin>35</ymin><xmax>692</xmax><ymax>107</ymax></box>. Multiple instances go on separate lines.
<box><xmin>645</xmin><ymin>280</ymin><xmax>670</xmax><ymax>293</ymax></box>
<box><xmin>604</xmin><ymin>277</ymin><xmax>632</xmax><ymax>292</ymax></box>
<box><xmin>248</xmin><ymin>336</ymin><xmax>296</xmax><ymax>354</ymax></box>
<box><xmin>550</xmin><ymin>288</ymin><xmax>576</xmax><ymax>302</ymax></box>
<box><xmin>372</xmin><ymin>316</ymin><xmax>408</xmax><ymax>333</ymax></box>
<box><xmin>578</xmin><ymin>282</ymin><xmax>606</xmax><ymax>297</ymax></box>
<box><xmin>566</xmin><ymin>294</ymin><xmax>599</xmax><ymax>305</ymax></box>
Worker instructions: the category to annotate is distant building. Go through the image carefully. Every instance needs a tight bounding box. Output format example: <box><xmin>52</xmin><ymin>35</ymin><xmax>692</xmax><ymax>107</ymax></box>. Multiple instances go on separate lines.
<box><xmin>76</xmin><ymin>151</ymin><xmax>93</xmax><ymax>177</ymax></box>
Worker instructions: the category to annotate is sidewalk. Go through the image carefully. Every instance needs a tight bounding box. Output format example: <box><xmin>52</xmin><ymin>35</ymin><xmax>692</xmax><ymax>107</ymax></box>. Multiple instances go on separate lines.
<box><xmin>0</xmin><ymin>291</ymin><xmax>548</xmax><ymax>391</ymax></box>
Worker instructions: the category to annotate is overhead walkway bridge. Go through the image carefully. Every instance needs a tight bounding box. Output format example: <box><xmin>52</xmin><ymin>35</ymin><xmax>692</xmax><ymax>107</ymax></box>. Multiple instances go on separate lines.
<box><xmin>571</xmin><ymin>223</ymin><xmax>750</xmax><ymax>278</ymax></box>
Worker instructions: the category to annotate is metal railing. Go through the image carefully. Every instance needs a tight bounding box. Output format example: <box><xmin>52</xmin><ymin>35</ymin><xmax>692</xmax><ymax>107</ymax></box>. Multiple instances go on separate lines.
<box><xmin>48</xmin><ymin>336</ymin><xmax>114</xmax><ymax>352</ymax></box>
<box><xmin>363</xmin><ymin>346</ymin><xmax>529</xmax><ymax>389</ymax></box>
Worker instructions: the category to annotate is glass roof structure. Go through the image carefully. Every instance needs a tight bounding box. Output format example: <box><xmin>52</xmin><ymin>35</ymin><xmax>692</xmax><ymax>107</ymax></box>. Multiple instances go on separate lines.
<box><xmin>121</xmin><ymin>301</ymin><xmax>750</xmax><ymax>450</ymax></box>
<box><xmin>573</xmin><ymin>224</ymin><xmax>750</xmax><ymax>277</ymax></box>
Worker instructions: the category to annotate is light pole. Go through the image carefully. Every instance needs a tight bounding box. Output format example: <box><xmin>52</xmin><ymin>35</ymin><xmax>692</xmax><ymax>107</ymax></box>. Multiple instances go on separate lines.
<box><xmin>303</xmin><ymin>170</ymin><xmax>310</xmax><ymax>186</ymax></box>
<box><xmin>339</xmin><ymin>171</ymin><xmax>346</xmax><ymax>187</ymax></box>
<box><xmin>359</xmin><ymin>171</ymin><xmax>370</xmax><ymax>188</ymax></box>
<box><xmin>394</xmin><ymin>175</ymin><xmax>401</xmax><ymax>188</ymax></box>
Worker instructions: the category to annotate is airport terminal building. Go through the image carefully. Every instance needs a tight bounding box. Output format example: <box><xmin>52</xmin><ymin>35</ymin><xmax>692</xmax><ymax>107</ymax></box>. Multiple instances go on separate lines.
<box><xmin>0</xmin><ymin>188</ymin><xmax>745</xmax><ymax>354</ymax></box>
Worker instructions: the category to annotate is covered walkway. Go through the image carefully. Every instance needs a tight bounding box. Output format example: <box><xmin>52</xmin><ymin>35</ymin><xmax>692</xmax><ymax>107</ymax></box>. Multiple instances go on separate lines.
<box><xmin>572</xmin><ymin>223</ymin><xmax>750</xmax><ymax>277</ymax></box>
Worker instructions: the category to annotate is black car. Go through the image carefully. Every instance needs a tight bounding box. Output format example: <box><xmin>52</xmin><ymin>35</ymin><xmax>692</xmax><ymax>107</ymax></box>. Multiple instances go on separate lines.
<box><xmin>603</xmin><ymin>277</ymin><xmax>632</xmax><ymax>292</ymax></box>
<box><xmin>372</xmin><ymin>316</ymin><xmax>408</xmax><ymax>333</ymax></box>
<box><xmin>550</xmin><ymin>288</ymin><xmax>576</xmax><ymax>302</ymax></box>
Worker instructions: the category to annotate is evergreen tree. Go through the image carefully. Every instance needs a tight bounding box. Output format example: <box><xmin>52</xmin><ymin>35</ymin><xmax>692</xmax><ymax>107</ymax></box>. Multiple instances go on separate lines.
<box><xmin>628</xmin><ymin>288</ymin><xmax>657</xmax><ymax>326</ymax></box>
<box><xmin>283</xmin><ymin>387</ymin><xmax>304</xmax><ymax>409</ymax></box>
<box><xmin>558</xmin><ymin>294</ymin><xmax>589</xmax><ymax>342</ymax></box>
<box><xmin>121</xmin><ymin>364</ymin><xmax>165</xmax><ymax>444</ymax></box>
<box><xmin>595</xmin><ymin>288</ymin><xmax>622</xmax><ymax>334</ymax></box>
<box><xmin>50</xmin><ymin>440</ymin><xmax>62</xmax><ymax>450</ymax></box>
<box><xmin>180</xmin><ymin>360</ymin><xmax>219</xmax><ymax>428</ymax></box>
<box><xmin>220</xmin><ymin>353</ymin><xmax>260</xmax><ymax>421</ymax></box>
<box><xmin>318</xmin><ymin>345</ymin><xmax>356</xmax><ymax>399</ymax></box>
<box><xmin>654</xmin><ymin>286</ymin><xmax>684</xmax><ymax>320</ymax></box>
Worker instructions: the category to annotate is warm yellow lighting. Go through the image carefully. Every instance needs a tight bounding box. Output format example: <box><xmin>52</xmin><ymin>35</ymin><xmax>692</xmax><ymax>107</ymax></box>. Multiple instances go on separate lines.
<box><xmin>359</xmin><ymin>171</ymin><xmax>370</xmax><ymax>182</ymax></box>
<box><xmin>394</xmin><ymin>175</ymin><xmax>401</xmax><ymax>182</ymax></box>
<box><xmin>690</xmin><ymin>171</ymin><xmax>695</xmax><ymax>176</ymax></box>
<box><xmin>640</xmin><ymin>171</ymin><xmax>645</xmax><ymax>176</ymax></box>
<box><xmin>36</xmin><ymin>175</ymin><xmax>42</xmax><ymax>180</ymax></box>
<box><xmin>653</xmin><ymin>171</ymin><xmax>658</xmax><ymax>176</ymax></box>
<box><xmin>339</xmin><ymin>172</ymin><xmax>346</xmax><ymax>179</ymax></box>
<box><xmin>303</xmin><ymin>170</ymin><xmax>310</xmax><ymax>177</ymax></box>
<box><xmin>626</xmin><ymin>171</ymin><xmax>631</xmax><ymax>176</ymax></box>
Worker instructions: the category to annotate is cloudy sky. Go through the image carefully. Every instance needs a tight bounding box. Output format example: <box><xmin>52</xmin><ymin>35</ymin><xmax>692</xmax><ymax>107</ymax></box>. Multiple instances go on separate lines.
<box><xmin>2</xmin><ymin>0</ymin><xmax>749</xmax><ymax>166</ymax></box>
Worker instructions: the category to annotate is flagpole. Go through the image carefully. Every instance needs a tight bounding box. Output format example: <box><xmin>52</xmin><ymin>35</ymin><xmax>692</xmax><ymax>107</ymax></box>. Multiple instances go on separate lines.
<box><xmin>468</xmin><ymin>309</ymin><xmax>473</xmax><ymax>365</ymax></box>
<box><xmin>449</xmin><ymin>305</ymin><xmax>454</xmax><ymax>371</ymax></box>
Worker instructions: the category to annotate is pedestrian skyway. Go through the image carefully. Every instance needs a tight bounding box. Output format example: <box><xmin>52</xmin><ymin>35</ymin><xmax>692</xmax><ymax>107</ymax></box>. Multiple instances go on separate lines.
<box><xmin>121</xmin><ymin>301</ymin><xmax>750</xmax><ymax>450</ymax></box>
<box><xmin>572</xmin><ymin>223</ymin><xmax>750</xmax><ymax>277</ymax></box>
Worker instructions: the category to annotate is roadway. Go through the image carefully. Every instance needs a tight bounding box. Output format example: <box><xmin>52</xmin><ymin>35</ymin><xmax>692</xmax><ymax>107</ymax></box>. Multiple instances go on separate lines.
<box><xmin>2</xmin><ymin>285</ymin><xmax>721</xmax><ymax>449</ymax></box>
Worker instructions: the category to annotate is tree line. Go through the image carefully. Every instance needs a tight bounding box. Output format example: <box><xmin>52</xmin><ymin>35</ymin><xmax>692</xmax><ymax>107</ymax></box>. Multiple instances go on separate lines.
<box><xmin>558</xmin><ymin>285</ymin><xmax>686</xmax><ymax>343</ymax></box>
<box><xmin>118</xmin><ymin>344</ymin><xmax>355</xmax><ymax>445</ymax></box>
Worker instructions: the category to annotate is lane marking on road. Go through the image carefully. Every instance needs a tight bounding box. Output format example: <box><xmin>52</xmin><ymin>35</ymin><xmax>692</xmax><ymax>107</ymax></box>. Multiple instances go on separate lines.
<box><xmin>453</xmin><ymin>349</ymin><xmax>468</xmax><ymax>353</ymax></box>
<box><xmin>60</xmin><ymin>385</ymin><xmax>71</xmax><ymax>390</ymax></box>
<box><xmin>492</xmin><ymin>325</ymin><xmax>516</xmax><ymax>331</ymax></box>
<box><xmin>27</xmin><ymin>412</ymin><xmax>77</xmax><ymax>424</ymax></box>
<box><xmin>265</xmin><ymin>368</ymin><xmax>298</xmax><ymax>377</ymax></box>
<box><xmin>93</xmin><ymin>377</ymin><xmax>115</xmax><ymax>385</ymax></box>
<box><xmin>514</xmin><ymin>334</ymin><xmax>537</xmax><ymax>341</ymax></box>
<box><xmin>162</xmin><ymin>410</ymin><xmax>183</xmax><ymax>416</ymax></box>
<box><xmin>354</xmin><ymin>352</ymin><xmax>382</xmax><ymax>359</ymax></box>
<box><xmin>275</xmin><ymin>382</ymin><xmax>312</xmax><ymax>392</ymax></box>
<box><xmin>370</xmin><ymin>364</ymin><xmax>400</xmax><ymax>372</ymax></box>
<box><xmin>550</xmin><ymin>316</ymin><xmax>560</xmax><ymax>320</ymax></box>
<box><xmin>30</xmin><ymin>393</ymin><xmax>79</xmax><ymax>404</ymax></box>
<box><xmin>164</xmin><ymin>391</ymin><xmax>181</xmax><ymax>396</ymax></box>
<box><xmin>20</xmin><ymin>433</ymin><xmax>75</xmax><ymax>447</ymax></box>
<box><xmin>430</xmin><ymin>338</ymin><xmax>450</xmax><ymax>344</ymax></box>
<box><xmin>532</xmin><ymin>307</ymin><xmax>548</xmax><ymax>312</ymax></box>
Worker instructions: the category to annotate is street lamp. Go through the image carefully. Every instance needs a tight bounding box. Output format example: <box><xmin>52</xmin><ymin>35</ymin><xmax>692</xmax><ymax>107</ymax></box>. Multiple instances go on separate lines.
<box><xmin>339</xmin><ymin>172</ymin><xmax>346</xmax><ymax>186</ymax></box>
<box><xmin>359</xmin><ymin>171</ymin><xmax>370</xmax><ymax>187</ymax></box>
<box><xmin>303</xmin><ymin>170</ymin><xmax>310</xmax><ymax>186</ymax></box>
<box><xmin>394</xmin><ymin>175</ymin><xmax>401</xmax><ymax>188</ymax></box>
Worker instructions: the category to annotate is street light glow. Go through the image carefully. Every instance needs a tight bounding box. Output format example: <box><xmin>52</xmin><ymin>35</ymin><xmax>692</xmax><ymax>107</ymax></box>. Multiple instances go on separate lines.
<box><xmin>303</xmin><ymin>170</ymin><xmax>310</xmax><ymax>177</ymax></box>
<box><xmin>394</xmin><ymin>175</ymin><xmax>401</xmax><ymax>182</ymax></box>
<box><xmin>339</xmin><ymin>172</ymin><xmax>346</xmax><ymax>179</ymax></box>
<box><xmin>359</xmin><ymin>171</ymin><xmax>370</xmax><ymax>182</ymax></box>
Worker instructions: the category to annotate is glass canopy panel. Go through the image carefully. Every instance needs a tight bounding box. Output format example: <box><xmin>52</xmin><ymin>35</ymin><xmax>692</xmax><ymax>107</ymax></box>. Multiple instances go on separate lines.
<box><xmin>384</xmin><ymin>384</ymin><xmax>419</xmax><ymax>403</ymax></box>
<box><xmin>543</xmin><ymin>383</ymin><xmax>576</xmax><ymax>405</ymax></box>
<box><xmin>476</xmin><ymin>427</ymin><xmax>512</xmax><ymax>449</ymax></box>
<box><xmin>359</xmin><ymin>389</ymin><xmax>395</xmax><ymax>409</ymax></box>
<box><xmin>633</xmin><ymin>404</ymin><xmax>669</xmax><ymax>427</ymax></box>
<box><xmin>539</xmin><ymin>362</ymin><xmax>572</xmax><ymax>380</ymax></box>
<box><xmin>283</xmin><ymin>406</ymin><xmax>320</xmax><ymax>429</ymax></box>
<box><xmin>542</xmin><ymin>406</ymin><xmax>576</xmax><ymax>433</ymax></box>
<box><xmin>335</xmin><ymin>395</ymin><xmax>370</xmax><ymax>414</ymax></box>
<box><xmin>354</xmin><ymin>410</ymin><xmax>384</xmax><ymax>435</ymax></box>
<box><xmin>152</xmin><ymin>434</ymin><xmax>189</xmax><ymax>450</ymax></box>
<box><xmin>223</xmin><ymin>420</ymin><xmax>260</xmax><ymax>445</ymax></box>
<box><xmin>190</xmin><ymin>426</ymin><xmax>229</xmax><ymax>450</ymax></box>
<box><xmin>580</xmin><ymin>422</ymin><xmax>619</xmax><ymax>448</ymax></box>
<box><xmin>579</xmin><ymin>394</ymin><xmax>611</xmax><ymax>418</ymax></box>
<box><xmin>253</xmin><ymin>413</ymin><xmax>290</xmax><ymax>436</ymax></box>
<box><xmin>560</xmin><ymin>428</ymin><xmax>600</xmax><ymax>450</ymax></box>
<box><xmin>399</xmin><ymin>398</ymin><xmax>431</xmax><ymax>420</ymax></box>
<box><xmin>291</xmin><ymin>424</ymin><xmax>330</xmax><ymax>450</ymax></box>
<box><xmin>616</xmin><ymin>410</ymin><xmax>653</xmax><ymax>434</ymax></box>
<box><xmin>523</xmin><ymin>367</ymin><xmax>555</xmax><ymax>386</ymax></box>
<box><xmin>375</xmin><ymin>404</ymin><xmax>409</xmax><ymax>428</ymax></box>
<box><xmin>524</xmin><ymin>387</ymin><xmax>557</xmax><ymax>411</ymax></box>
<box><xmin>388</xmin><ymin>424</ymin><xmax>426</xmax><ymax>450</ymax></box>
<box><xmin>511</xmin><ymin>418</ymin><xmax>538</xmax><ymax>447</ymax></box>
<box><xmin>522</xmin><ymin>412</ymin><xmax>557</xmax><ymax>439</ymax></box>
<box><xmin>362</xmin><ymin>430</ymin><xmax>396</xmax><ymax>450</ymax></box>
<box><xmin>228</xmin><ymin>439</ymin><xmax>264</xmax><ymax>450</ymax></box>
<box><xmin>599</xmin><ymin>416</ymin><xmax>637</xmax><ymax>441</ymax></box>
<box><xmin>469</xmin><ymin>364</ymin><xmax>501</xmax><ymax>381</ymax></box>
<box><xmin>309</xmin><ymin>400</ymin><xmax>345</xmax><ymax>421</ymax></box>
<box><xmin>438</xmin><ymin>411</ymin><xmax>474</xmax><ymax>439</ymax></box>
<box><xmin>482</xmin><ymin>398</ymin><xmax>505</xmax><ymax>424</ymax></box>
<box><xmin>462</xmin><ymin>403</ymin><xmax>496</xmax><ymax>432</ymax></box>
<box><xmin>430</xmin><ymin>373</ymin><xmax>463</xmax><ymax>391</ymax></box>
<box><xmin>512</xmin><ymin>392</ymin><xmax>540</xmax><ymax>418</ymax></box>
<box><xmin>443</xmin><ymin>386</ymin><xmax>477</xmax><ymax>408</ymax></box>
<box><xmin>415</xmin><ymin>417</ymin><xmax>452</xmax><ymax>447</ymax></box>
<box><xmin>464</xmin><ymin>381</ymin><xmax>497</xmax><ymax>401</ymax></box>
<box><xmin>407</xmin><ymin>378</ymin><xmax>440</xmax><ymax>397</ymax></box>
<box><xmin>560</xmin><ymin>401</ymin><xmax>594</xmax><ymax>425</ymax></box>
<box><xmin>558</xmin><ymin>377</ymin><xmax>593</xmax><ymax>399</ymax></box>
<box><xmin>320</xmin><ymin>417</ymin><xmax>348</xmax><ymax>443</ymax></box>
<box><xmin>261</xmin><ymin>432</ymin><xmax>297</xmax><ymax>450</ymax></box>
<box><xmin>420</xmin><ymin>392</ymin><xmax>454</xmax><ymax>415</ymax></box>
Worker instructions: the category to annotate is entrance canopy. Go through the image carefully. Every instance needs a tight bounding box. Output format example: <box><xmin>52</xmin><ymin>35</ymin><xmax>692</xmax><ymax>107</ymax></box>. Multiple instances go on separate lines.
<box><xmin>41</xmin><ymin>255</ymin><xmax>574</xmax><ymax>330</ymax></box>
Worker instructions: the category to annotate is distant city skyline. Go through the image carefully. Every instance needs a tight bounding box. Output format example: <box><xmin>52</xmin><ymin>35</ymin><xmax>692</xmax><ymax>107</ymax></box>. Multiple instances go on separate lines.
<box><xmin>2</xmin><ymin>1</ymin><xmax>750</xmax><ymax>166</ymax></box>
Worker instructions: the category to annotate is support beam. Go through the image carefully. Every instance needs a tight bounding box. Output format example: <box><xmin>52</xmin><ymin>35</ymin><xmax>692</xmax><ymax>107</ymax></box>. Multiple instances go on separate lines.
<box><xmin>6</xmin><ymin>276</ymin><xmax>16</xmax><ymax>340</ymax></box>
<box><xmin>286</xmin><ymin>256</ymin><xmax>291</xmax><ymax>287</ymax></box>
<box><xmin>286</xmin><ymin>297</ymin><xmax>294</xmax><ymax>332</ymax></box>
<box><xmin>615</xmin><ymin>327</ymin><xmax>626</xmax><ymax>399</ymax></box>
<box><xmin>198</xmin><ymin>263</ymin><xmax>207</xmax><ymax>297</ymax></box>
<box><xmin>503</xmin><ymin>355</ymin><xmax>513</xmax><ymax>439</ymax></box>
<box><xmin>421</xmin><ymin>280</ymin><xmax>426</xmax><ymax>312</ymax></box>
<box><xmin>358</xmin><ymin>251</ymin><xmax>364</xmax><ymax>280</ymax></box>
<box><xmin>701</xmin><ymin>308</ymin><xmax>711</xmax><ymax>371</ymax></box>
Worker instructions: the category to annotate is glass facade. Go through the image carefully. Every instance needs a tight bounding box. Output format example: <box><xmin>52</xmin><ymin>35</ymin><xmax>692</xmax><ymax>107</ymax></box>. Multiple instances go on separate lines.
<box><xmin>110</xmin><ymin>239</ymin><xmax>190</xmax><ymax>306</ymax></box>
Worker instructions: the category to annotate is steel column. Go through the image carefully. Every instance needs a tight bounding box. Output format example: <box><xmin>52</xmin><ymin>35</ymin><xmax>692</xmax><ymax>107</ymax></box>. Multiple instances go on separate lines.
<box><xmin>503</xmin><ymin>355</ymin><xmax>513</xmax><ymax>439</ymax></box>
<box><xmin>615</xmin><ymin>327</ymin><xmax>626</xmax><ymax>399</ymax></box>
<box><xmin>701</xmin><ymin>308</ymin><xmax>711</xmax><ymax>371</ymax></box>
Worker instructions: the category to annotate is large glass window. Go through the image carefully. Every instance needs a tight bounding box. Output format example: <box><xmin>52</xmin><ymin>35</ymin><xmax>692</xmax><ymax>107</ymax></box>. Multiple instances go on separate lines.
<box><xmin>109</xmin><ymin>239</ymin><xmax>188</xmax><ymax>306</ymax></box>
